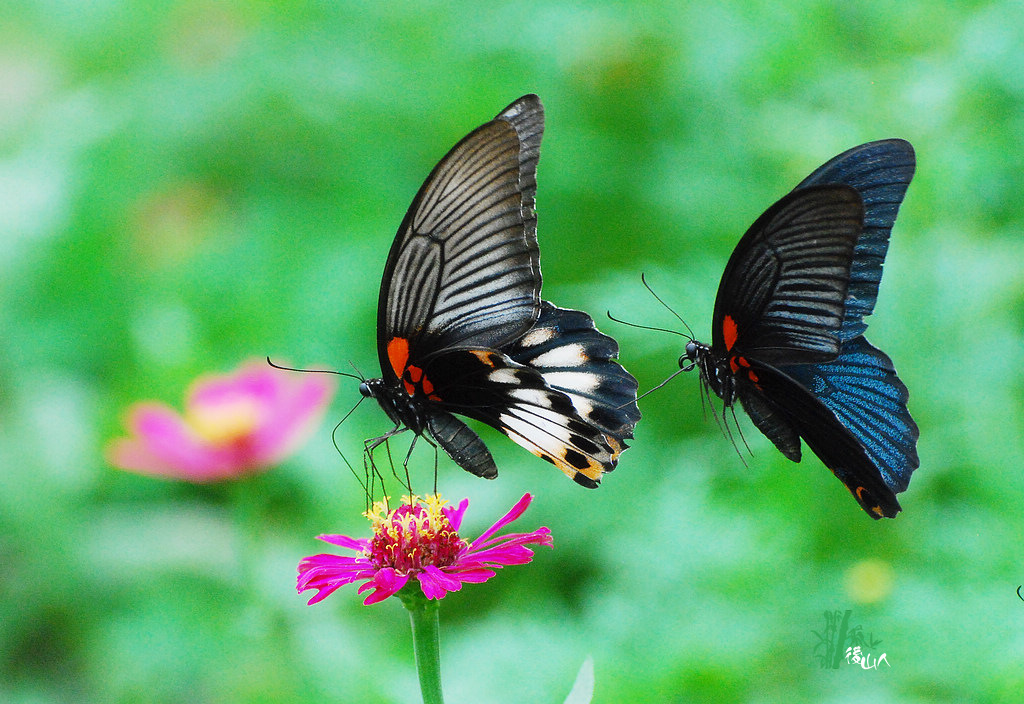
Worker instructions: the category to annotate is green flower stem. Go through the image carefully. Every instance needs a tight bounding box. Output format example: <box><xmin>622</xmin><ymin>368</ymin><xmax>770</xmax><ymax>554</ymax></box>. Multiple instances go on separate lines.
<box><xmin>399</xmin><ymin>587</ymin><xmax>445</xmax><ymax>704</ymax></box>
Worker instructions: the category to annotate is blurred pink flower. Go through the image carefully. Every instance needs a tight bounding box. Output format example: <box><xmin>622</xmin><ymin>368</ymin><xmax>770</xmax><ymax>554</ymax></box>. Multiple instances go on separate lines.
<box><xmin>107</xmin><ymin>359</ymin><xmax>336</xmax><ymax>482</ymax></box>
<box><xmin>297</xmin><ymin>493</ymin><xmax>552</xmax><ymax>605</ymax></box>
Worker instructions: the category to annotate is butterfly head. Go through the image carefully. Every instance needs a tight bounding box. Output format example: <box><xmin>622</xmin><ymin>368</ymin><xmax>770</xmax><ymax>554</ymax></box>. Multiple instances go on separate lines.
<box><xmin>679</xmin><ymin>339</ymin><xmax>711</xmax><ymax>373</ymax></box>
<box><xmin>680</xmin><ymin>340</ymin><xmax>699</xmax><ymax>371</ymax></box>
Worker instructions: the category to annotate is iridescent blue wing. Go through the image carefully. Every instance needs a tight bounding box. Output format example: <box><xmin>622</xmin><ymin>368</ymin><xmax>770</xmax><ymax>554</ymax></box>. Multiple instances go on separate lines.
<box><xmin>738</xmin><ymin>336</ymin><xmax>919</xmax><ymax>518</ymax></box>
<box><xmin>794</xmin><ymin>140</ymin><xmax>915</xmax><ymax>340</ymax></box>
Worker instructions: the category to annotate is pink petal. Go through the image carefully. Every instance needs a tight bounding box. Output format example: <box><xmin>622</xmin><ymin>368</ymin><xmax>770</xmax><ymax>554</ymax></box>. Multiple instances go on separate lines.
<box><xmin>249</xmin><ymin>374</ymin><xmax>336</xmax><ymax>464</ymax></box>
<box><xmin>316</xmin><ymin>534</ymin><xmax>371</xmax><ymax>552</ymax></box>
<box><xmin>357</xmin><ymin>567</ymin><xmax>408</xmax><ymax>605</ymax></box>
<box><xmin>417</xmin><ymin>565</ymin><xmax>465</xmax><ymax>599</ymax></box>
<box><xmin>188</xmin><ymin>361</ymin><xmax>335</xmax><ymax>467</ymax></box>
<box><xmin>470</xmin><ymin>527</ymin><xmax>553</xmax><ymax>554</ymax></box>
<box><xmin>466</xmin><ymin>493</ymin><xmax>533</xmax><ymax>552</ymax></box>
<box><xmin>441</xmin><ymin>498</ymin><xmax>470</xmax><ymax>532</ymax></box>
<box><xmin>296</xmin><ymin>554</ymin><xmax>377</xmax><ymax>605</ymax></box>
<box><xmin>107</xmin><ymin>403</ymin><xmax>241</xmax><ymax>481</ymax></box>
<box><xmin>443</xmin><ymin>566</ymin><xmax>495</xmax><ymax>584</ymax></box>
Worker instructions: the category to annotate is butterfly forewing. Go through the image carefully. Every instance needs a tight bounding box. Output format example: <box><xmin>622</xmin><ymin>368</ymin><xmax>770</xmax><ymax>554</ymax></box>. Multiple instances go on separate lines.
<box><xmin>794</xmin><ymin>139</ymin><xmax>916</xmax><ymax>341</ymax></box>
<box><xmin>362</xmin><ymin>95</ymin><xmax>640</xmax><ymax>487</ymax></box>
<box><xmin>712</xmin><ymin>185</ymin><xmax>864</xmax><ymax>365</ymax></box>
<box><xmin>377</xmin><ymin>95</ymin><xmax>544</xmax><ymax>376</ymax></box>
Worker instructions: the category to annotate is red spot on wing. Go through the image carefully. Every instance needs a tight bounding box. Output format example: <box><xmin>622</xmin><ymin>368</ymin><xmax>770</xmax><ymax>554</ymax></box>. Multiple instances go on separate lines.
<box><xmin>387</xmin><ymin>337</ymin><xmax>410</xmax><ymax>378</ymax></box>
<box><xmin>722</xmin><ymin>315</ymin><xmax>738</xmax><ymax>351</ymax></box>
<box><xmin>729</xmin><ymin>355</ymin><xmax>760</xmax><ymax>384</ymax></box>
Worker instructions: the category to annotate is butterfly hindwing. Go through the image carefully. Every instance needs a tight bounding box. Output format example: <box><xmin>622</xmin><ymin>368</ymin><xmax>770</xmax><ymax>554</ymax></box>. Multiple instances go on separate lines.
<box><xmin>506</xmin><ymin>302</ymin><xmax>641</xmax><ymax>440</ymax></box>
<box><xmin>419</xmin><ymin>339</ymin><xmax>633</xmax><ymax>487</ymax></box>
<box><xmin>781</xmin><ymin>335</ymin><xmax>919</xmax><ymax>499</ymax></box>
<box><xmin>712</xmin><ymin>185</ymin><xmax>864</xmax><ymax>365</ymax></box>
<box><xmin>794</xmin><ymin>139</ymin><xmax>916</xmax><ymax>341</ymax></box>
<box><xmin>737</xmin><ymin>355</ymin><xmax>903</xmax><ymax>518</ymax></box>
<box><xmin>377</xmin><ymin>95</ymin><xmax>544</xmax><ymax>376</ymax></box>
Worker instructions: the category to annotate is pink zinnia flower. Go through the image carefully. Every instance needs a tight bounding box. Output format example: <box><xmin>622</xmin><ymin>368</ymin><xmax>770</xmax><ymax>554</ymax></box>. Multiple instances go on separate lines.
<box><xmin>297</xmin><ymin>493</ymin><xmax>553</xmax><ymax>605</ymax></box>
<box><xmin>107</xmin><ymin>359</ymin><xmax>336</xmax><ymax>482</ymax></box>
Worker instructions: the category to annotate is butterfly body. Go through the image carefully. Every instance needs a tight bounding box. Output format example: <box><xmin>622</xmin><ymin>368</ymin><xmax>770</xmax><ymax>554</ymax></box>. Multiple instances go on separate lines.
<box><xmin>681</xmin><ymin>142</ymin><xmax>919</xmax><ymax>519</ymax></box>
<box><xmin>361</xmin><ymin>95</ymin><xmax>640</xmax><ymax>487</ymax></box>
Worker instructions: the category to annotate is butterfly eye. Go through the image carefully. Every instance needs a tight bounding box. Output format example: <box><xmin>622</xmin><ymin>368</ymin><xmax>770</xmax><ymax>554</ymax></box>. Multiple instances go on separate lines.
<box><xmin>683</xmin><ymin>341</ymin><xmax>699</xmax><ymax>364</ymax></box>
<box><xmin>359</xmin><ymin>381</ymin><xmax>372</xmax><ymax>398</ymax></box>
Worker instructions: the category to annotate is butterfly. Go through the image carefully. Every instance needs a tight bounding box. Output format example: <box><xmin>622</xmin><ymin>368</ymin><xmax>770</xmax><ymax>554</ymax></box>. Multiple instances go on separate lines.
<box><xmin>358</xmin><ymin>94</ymin><xmax>640</xmax><ymax>488</ymax></box>
<box><xmin>679</xmin><ymin>140</ymin><xmax>919</xmax><ymax>518</ymax></box>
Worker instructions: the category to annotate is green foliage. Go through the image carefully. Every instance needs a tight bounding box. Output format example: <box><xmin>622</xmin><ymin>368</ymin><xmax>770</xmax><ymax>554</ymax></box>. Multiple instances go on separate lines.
<box><xmin>3</xmin><ymin>1</ymin><xmax>1024</xmax><ymax>702</ymax></box>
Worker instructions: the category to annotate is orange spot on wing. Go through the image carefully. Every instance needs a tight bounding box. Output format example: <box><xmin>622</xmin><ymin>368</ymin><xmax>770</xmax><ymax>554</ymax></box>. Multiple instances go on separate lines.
<box><xmin>387</xmin><ymin>337</ymin><xmax>410</xmax><ymax>378</ymax></box>
<box><xmin>470</xmin><ymin>350</ymin><xmax>498</xmax><ymax>367</ymax></box>
<box><xmin>722</xmin><ymin>315</ymin><xmax>738</xmax><ymax>351</ymax></box>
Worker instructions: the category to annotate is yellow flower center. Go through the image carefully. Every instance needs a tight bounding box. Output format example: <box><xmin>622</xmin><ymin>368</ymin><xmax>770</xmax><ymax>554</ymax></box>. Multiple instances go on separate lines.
<box><xmin>186</xmin><ymin>398</ymin><xmax>261</xmax><ymax>445</ymax></box>
<box><xmin>364</xmin><ymin>494</ymin><xmax>465</xmax><ymax>573</ymax></box>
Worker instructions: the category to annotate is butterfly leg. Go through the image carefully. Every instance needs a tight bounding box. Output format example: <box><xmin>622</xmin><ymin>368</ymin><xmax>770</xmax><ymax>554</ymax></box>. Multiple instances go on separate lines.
<box><xmin>364</xmin><ymin>424</ymin><xmax>409</xmax><ymax>498</ymax></box>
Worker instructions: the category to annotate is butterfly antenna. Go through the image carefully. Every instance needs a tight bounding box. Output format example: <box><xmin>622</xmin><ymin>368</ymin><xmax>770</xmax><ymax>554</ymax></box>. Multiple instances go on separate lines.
<box><xmin>634</xmin><ymin>367</ymin><xmax>688</xmax><ymax>403</ymax></box>
<box><xmin>266</xmin><ymin>356</ymin><xmax>363</xmax><ymax>381</ymax></box>
<box><xmin>640</xmin><ymin>273</ymin><xmax>697</xmax><ymax>340</ymax></box>
<box><xmin>606</xmin><ymin>311</ymin><xmax>690</xmax><ymax>339</ymax></box>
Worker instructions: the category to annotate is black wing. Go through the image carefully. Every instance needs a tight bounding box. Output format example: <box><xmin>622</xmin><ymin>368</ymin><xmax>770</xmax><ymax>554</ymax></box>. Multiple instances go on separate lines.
<box><xmin>795</xmin><ymin>140</ymin><xmax>915</xmax><ymax>340</ymax></box>
<box><xmin>711</xmin><ymin>185</ymin><xmax>864</xmax><ymax>365</ymax></box>
<box><xmin>377</xmin><ymin>94</ymin><xmax>544</xmax><ymax>380</ymax></box>
<box><xmin>737</xmin><ymin>337</ymin><xmax>917</xmax><ymax>519</ymax></box>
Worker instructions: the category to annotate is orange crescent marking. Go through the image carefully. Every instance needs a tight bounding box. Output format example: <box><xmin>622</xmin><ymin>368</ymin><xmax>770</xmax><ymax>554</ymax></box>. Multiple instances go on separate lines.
<box><xmin>722</xmin><ymin>315</ymin><xmax>739</xmax><ymax>351</ymax></box>
<box><xmin>387</xmin><ymin>337</ymin><xmax>410</xmax><ymax>378</ymax></box>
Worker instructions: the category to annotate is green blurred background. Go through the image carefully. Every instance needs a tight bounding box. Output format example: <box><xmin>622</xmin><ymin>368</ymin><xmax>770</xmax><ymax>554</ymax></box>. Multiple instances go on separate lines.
<box><xmin>4</xmin><ymin>1</ymin><xmax>1024</xmax><ymax>702</ymax></box>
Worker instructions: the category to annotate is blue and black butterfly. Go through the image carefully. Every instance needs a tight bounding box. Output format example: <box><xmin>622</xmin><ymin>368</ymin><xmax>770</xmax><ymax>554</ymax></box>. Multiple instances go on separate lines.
<box><xmin>679</xmin><ymin>140</ymin><xmax>919</xmax><ymax>518</ymax></box>
<box><xmin>358</xmin><ymin>95</ymin><xmax>640</xmax><ymax>487</ymax></box>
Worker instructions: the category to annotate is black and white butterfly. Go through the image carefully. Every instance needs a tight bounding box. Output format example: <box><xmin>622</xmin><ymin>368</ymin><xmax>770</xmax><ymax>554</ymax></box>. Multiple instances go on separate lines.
<box><xmin>357</xmin><ymin>95</ymin><xmax>640</xmax><ymax>488</ymax></box>
<box><xmin>678</xmin><ymin>140</ymin><xmax>919</xmax><ymax>518</ymax></box>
